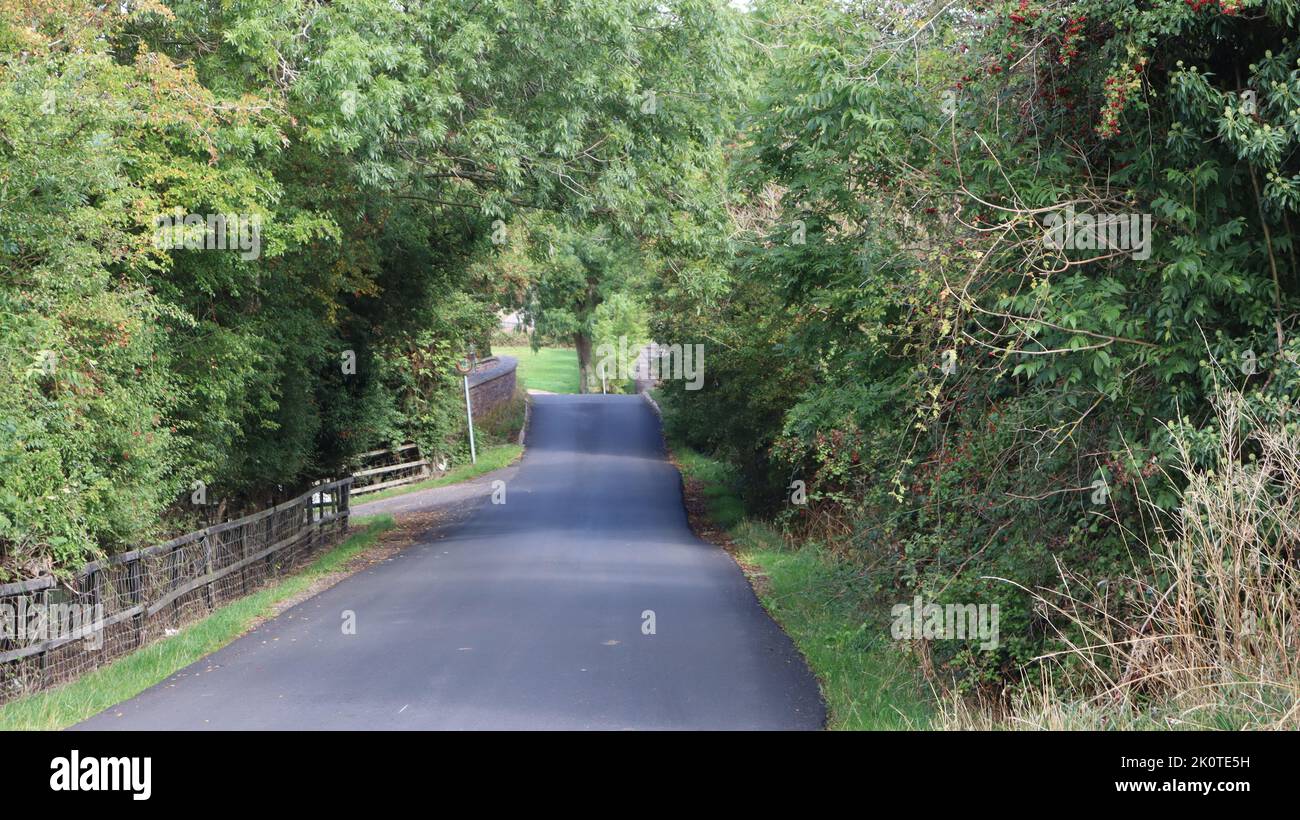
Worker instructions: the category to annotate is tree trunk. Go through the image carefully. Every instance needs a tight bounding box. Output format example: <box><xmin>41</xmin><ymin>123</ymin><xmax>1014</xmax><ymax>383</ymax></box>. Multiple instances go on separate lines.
<box><xmin>574</xmin><ymin>331</ymin><xmax>593</xmax><ymax>394</ymax></box>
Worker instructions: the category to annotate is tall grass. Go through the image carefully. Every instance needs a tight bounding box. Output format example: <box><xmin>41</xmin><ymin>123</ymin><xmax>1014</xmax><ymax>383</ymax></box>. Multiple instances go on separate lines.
<box><xmin>944</xmin><ymin>390</ymin><xmax>1300</xmax><ymax>730</ymax></box>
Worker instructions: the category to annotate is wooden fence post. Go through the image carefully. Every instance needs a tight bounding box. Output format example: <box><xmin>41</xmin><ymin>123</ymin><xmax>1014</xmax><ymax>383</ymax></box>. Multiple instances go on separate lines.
<box><xmin>169</xmin><ymin>544</ymin><xmax>181</xmax><ymax>626</ymax></box>
<box><xmin>241</xmin><ymin>523</ymin><xmax>250</xmax><ymax>595</ymax></box>
<box><xmin>37</xmin><ymin>587</ymin><xmax>49</xmax><ymax>690</ymax></box>
<box><xmin>306</xmin><ymin>493</ymin><xmax>315</xmax><ymax>560</ymax></box>
<box><xmin>130</xmin><ymin>557</ymin><xmax>143</xmax><ymax>650</ymax></box>
<box><xmin>202</xmin><ymin>534</ymin><xmax>214</xmax><ymax>610</ymax></box>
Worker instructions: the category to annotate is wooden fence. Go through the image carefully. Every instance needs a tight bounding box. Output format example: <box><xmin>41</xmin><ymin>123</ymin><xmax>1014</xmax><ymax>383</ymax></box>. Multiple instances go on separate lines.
<box><xmin>0</xmin><ymin>478</ymin><xmax>351</xmax><ymax>704</ymax></box>
<box><xmin>350</xmin><ymin>444</ymin><xmax>438</xmax><ymax>496</ymax></box>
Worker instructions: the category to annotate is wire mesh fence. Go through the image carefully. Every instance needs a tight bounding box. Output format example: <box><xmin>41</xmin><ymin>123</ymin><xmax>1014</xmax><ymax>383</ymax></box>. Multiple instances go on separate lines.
<box><xmin>0</xmin><ymin>478</ymin><xmax>351</xmax><ymax>705</ymax></box>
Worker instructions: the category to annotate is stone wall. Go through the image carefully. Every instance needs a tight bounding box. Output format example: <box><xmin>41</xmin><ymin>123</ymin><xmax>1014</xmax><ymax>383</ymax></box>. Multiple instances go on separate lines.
<box><xmin>467</xmin><ymin>355</ymin><xmax>517</xmax><ymax>416</ymax></box>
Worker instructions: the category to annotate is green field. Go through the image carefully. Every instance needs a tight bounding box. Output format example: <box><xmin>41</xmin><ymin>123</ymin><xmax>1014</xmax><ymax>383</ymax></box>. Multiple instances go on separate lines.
<box><xmin>494</xmin><ymin>346</ymin><xmax>580</xmax><ymax>394</ymax></box>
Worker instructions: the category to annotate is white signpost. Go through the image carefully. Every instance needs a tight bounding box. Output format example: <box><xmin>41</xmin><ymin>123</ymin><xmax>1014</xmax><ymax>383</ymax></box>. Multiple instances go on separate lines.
<box><xmin>454</xmin><ymin>346</ymin><xmax>478</xmax><ymax>465</ymax></box>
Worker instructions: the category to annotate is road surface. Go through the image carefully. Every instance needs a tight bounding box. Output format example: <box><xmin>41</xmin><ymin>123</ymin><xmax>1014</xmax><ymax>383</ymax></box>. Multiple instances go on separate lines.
<box><xmin>77</xmin><ymin>394</ymin><xmax>825</xmax><ymax>730</ymax></box>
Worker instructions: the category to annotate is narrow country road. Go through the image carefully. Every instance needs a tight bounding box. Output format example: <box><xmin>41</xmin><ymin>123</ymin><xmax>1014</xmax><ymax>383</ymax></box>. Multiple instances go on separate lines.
<box><xmin>76</xmin><ymin>395</ymin><xmax>825</xmax><ymax>730</ymax></box>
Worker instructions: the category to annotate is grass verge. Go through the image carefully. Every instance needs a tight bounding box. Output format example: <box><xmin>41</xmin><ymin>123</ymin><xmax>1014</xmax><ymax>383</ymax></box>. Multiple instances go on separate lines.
<box><xmin>493</xmin><ymin>345</ymin><xmax>579</xmax><ymax>393</ymax></box>
<box><xmin>351</xmin><ymin>443</ymin><xmax>523</xmax><ymax>506</ymax></box>
<box><xmin>668</xmin><ymin>440</ymin><xmax>933</xmax><ymax>730</ymax></box>
<box><xmin>0</xmin><ymin>516</ymin><xmax>396</xmax><ymax>731</ymax></box>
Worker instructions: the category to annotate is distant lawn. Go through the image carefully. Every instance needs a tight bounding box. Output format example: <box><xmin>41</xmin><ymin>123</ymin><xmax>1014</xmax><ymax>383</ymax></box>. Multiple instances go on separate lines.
<box><xmin>494</xmin><ymin>345</ymin><xmax>579</xmax><ymax>394</ymax></box>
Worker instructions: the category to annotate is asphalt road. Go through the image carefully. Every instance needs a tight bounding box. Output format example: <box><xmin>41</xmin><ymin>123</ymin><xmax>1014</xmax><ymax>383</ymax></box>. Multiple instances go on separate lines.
<box><xmin>77</xmin><ymin>394</ymin><xmax>825</xmax><ymax>730</ymax></box>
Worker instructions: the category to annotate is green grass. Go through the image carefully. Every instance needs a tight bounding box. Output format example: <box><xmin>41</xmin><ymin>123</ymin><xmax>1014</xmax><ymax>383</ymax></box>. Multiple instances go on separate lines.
<box><xmin>0</xmin><ymin>516</ymin><xmax>396</xmax><ymax>731</ymax></box>
<box><xmin>493</xmin><ymin>345</ymin><xmax>579</xmax><ymax>393</ymax></box>
<box><xmin>669</xmin><ymin>441</ymin><xmax>933</xmax><ymax>730</ymax></box>
<box><xmin>352</xmin><ymin>443</ymin><xmax>523</xmax><ymax>507</ymax></box>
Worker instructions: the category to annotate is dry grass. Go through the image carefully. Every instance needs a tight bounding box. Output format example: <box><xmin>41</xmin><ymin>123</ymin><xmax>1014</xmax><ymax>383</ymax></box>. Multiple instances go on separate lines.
<box><xmin>942</xmin><ymin>390</ymin><xmax>1300</xmax><ymax>730</ymax></box>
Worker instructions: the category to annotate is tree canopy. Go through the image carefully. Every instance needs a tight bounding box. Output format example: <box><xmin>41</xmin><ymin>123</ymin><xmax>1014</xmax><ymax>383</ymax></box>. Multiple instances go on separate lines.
<box><xmin>0</xmin><ymin>0</ymin><xmax>739</xmax><ymax>572</ymax></box>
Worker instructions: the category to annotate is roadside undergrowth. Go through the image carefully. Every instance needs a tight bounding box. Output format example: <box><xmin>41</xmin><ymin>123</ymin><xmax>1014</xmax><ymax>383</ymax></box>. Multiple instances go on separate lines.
<box><xmin>666</xmin><ymin>437</ymin><xmax>933</xmax><ymax>730</ymax></box>
<box><xmin>940</xmin><ymin>391</ymin><xmax>1300</xmax><ymax>730</ymax></box>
